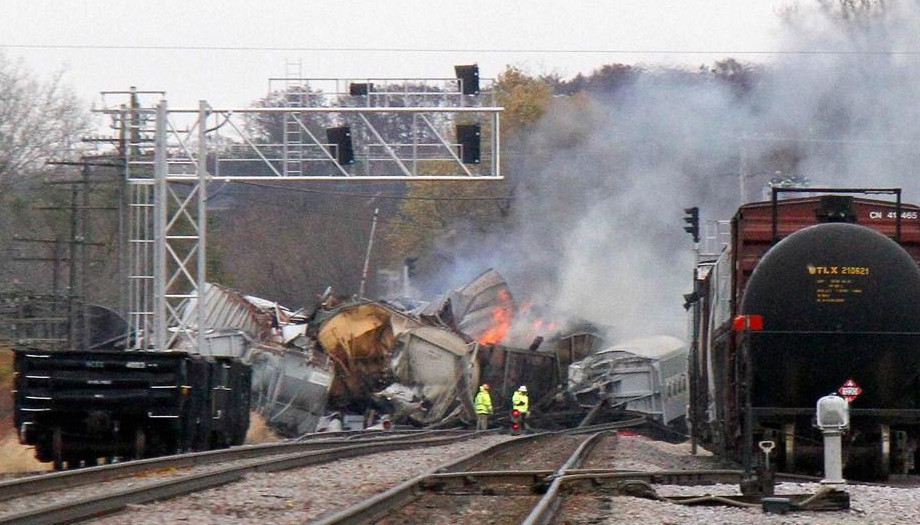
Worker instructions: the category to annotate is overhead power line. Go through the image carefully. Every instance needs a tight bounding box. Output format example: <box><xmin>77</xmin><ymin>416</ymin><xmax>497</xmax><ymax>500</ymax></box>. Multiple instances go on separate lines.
<box><xmin>2</xmin><ymin>43</ymin><xmax>920</xmax><ymax>56</ymax></box>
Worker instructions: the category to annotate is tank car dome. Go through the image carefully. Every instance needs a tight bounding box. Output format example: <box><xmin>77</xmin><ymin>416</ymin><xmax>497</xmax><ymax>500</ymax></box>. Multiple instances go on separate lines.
<box><xmin>741</xmin><ymin>223</ymin><xmax>920</xmax><ymax>333</ymax></box>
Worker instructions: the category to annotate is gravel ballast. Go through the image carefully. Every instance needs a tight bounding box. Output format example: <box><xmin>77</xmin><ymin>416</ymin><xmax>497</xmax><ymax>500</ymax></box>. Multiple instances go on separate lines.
<box><xmin>62</xmin><ymin>432</ymin><xmax>920</xmax><ymax>524</ymax></box>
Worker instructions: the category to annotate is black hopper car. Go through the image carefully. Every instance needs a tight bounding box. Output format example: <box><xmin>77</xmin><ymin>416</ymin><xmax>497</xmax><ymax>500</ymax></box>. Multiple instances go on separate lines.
<box><xmin>688</xmin><ymin>188</ymin><xmax>920</xmax><ymax>479</ymax></box>
<box><xmin>14</xmin><ymin>348</ymin><xmax>250</xmax><ymax>470</ymax></box>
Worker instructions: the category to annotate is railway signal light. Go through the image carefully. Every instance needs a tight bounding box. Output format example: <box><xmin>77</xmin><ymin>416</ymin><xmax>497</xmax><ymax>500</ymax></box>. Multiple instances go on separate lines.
<box><xmin>454</xmin><ymin>64</ymin><xmax>480</xmax><ymax>95</ymax></box>
<box><xmin>456</xmin><ymin>123</ymin><xmax>481</xmax><ymax>164</ymax></box>
<box><xmin>683</xmin><ymin>206</ymin><xmax>700</xmax><ymax>243</ymax></box>
<box><xmin>510</xmin><ymin>408</ymin><xmax>522</xmax><ymax>435</ymax></box>
<box><xmin>349</xmin><ymin>82</ymin><xmax>373</xmax><ymax>96</ymax></box>
<box><xmin>326</xmin><ymin>126</ymin><xmax>355</xmax><ymax>165</ymax></box>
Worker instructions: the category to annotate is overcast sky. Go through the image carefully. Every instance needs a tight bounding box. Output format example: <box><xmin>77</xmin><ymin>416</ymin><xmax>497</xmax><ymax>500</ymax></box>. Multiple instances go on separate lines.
<box><xmin>2</xmin><ymin>0</ymin><xmax>791</xmax><ymax>109</ymax></box>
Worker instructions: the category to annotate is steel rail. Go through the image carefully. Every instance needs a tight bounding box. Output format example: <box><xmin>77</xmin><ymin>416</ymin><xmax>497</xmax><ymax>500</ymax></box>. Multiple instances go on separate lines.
<box><xmin>561</xmin><ymin>417</ymin><xmax>648</xmax><ymax>434</ymax></box>
<box><xmin>310</xmin><ymin>433</ymin><xmax>545</xmax><ymax>525</ymax></box>
<box><xmin>381</xmin><ymin>468</ymin><xmax>823</xmax><ymax>501</ymax></box>
<box><xmin>0</xmin><ymin>430</ymin><xmax>465</xmax><ymax>503</ymax></box>
<box><xmin>0</xmin><ymin>433</ymin><xmax>478</xmax><ymax>525</ymax></box>
<box><xmin>410</xmin><ymin>467</ymin><xmax>817</xmax><ymax>491</ymax></box>
<box><xmin>300</xmin><ymin>428</ymin><xmax>471</xmax><ymax>442</ymax></box>
<box><xmin>558</xmin><ymin>469</ymin><xmax>821</xmax><ymax>491</ymax></box>
<box><xmin>310</xmin><ymin>426</ymin><xmax>647</xmax><ymax>524</ymax></box>
<box><xmin>521</xmin><ymin>431</ymin><xmax>606</xmax><ymax>525</ymax></box>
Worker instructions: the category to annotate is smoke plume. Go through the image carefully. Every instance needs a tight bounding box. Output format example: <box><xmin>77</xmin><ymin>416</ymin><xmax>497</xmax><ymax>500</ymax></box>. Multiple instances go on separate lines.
<box><xmin>438</xmin><ymin>1</ymin><xmax>920</xmax><ymax>344</ymax></box>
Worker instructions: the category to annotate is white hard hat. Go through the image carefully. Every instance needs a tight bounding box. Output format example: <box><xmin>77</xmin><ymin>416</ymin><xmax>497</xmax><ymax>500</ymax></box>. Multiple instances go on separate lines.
<box><xmin>518</xmin><ymin>385</ymin><xmax>527</xmax><ymax>392</ymax></box>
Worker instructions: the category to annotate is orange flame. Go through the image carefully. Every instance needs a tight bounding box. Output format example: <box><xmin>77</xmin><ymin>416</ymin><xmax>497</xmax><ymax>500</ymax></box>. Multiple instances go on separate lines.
<box><xmin>532</xmin><ymin>318</ymin><xmax>557</xmax><ymax>334</ymax></box>
<box><xmin>479</xmin><ymin>306</ymin><xmax>512</xmax><ymax>344</ymax></box>
<box><xmin>479</xmin><ymin>290</ymin><xmax>514</xmax><ymax>345</ymax></box>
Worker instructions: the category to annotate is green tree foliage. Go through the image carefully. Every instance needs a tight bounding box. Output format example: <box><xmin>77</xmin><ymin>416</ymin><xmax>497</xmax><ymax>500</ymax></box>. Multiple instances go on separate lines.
<box><xmin>494</xmin><ymin>66</ymin><xmax>553</xmax><ymax>136</ymax></box>
<box><xmin>378</xmin><ymin>67</ymin><xmax>552</xmax><ymax>277</ymax></box>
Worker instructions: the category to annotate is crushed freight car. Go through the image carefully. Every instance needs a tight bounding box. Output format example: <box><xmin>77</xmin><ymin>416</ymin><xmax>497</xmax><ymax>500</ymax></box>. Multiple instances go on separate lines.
<box><xmin>375</xmin><ymin>325</ymin><xmax>477</xmax><ymax>426</ymax></box>
<box><xmin>415</xmin><ymin>268</ymin><xmax>515</xmax><ymax>343</ymax></box>
<box><xmin>249</xmin><ymin>343</ymin><xmax>333</xmax><ymax>435</ymax></box>
<box><xmin>309</xmin><ymin>270</ymin><xmax>517</xmax><ymax>426</ymax></box>
<box><xmin>314</xmin><ymin>300</ymin><xmax>478</xmax><ymax>425</ymax></box>
<box><xmin>311</xmin><ymin>269</ymin><xmax>585</xmax><ymax>428</ymax></box>
<box><xmin>178</xmin><ymin>283</ymin><xmax>335</xmax><ymax>437</ymax></box>
<box><xmin>568</xmin><ymin>335</ymin><xmax>689</xmax><ymax>429</ymax></box>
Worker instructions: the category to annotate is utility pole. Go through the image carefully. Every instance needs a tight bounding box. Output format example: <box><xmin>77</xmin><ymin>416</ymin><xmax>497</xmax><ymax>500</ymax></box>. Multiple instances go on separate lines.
<box><xmin>358</xmin><ymin>207</ymin><xmax>379</xmax><ymax>299</ymax></box>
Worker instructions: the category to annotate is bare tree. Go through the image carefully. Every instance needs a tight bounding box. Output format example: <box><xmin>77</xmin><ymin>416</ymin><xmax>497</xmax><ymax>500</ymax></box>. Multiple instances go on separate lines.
<box><xmin>0</xmin><ymin>52</ymin><xmax>90</xmax><ymax>188</ymax></box>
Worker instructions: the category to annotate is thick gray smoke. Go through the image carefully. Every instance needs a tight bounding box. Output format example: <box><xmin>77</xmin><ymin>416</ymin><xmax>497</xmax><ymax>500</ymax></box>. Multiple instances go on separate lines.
<box><xmin>438</xmin><ymin>1</ymin><xmax>920</xmax><ymax>344</ymax></box>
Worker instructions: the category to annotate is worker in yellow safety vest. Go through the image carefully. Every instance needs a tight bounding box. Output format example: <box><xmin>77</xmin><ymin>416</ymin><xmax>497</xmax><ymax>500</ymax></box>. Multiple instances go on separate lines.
<box><xmin>474</xmin><ymin>384</ymin><xmax>493</xmax><ymax>431</ymax></box>
<box><xmin>512</xmin><ymin>385</ymin><xmax>529</xmax><ymax>429</ymax></box>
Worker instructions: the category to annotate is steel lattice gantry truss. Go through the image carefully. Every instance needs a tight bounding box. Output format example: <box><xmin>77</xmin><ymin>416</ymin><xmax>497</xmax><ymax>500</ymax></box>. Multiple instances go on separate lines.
<box><xmin>112</xmin><ymin>80</ymin><xmax>502</xmax><ymax>351</ymax></box>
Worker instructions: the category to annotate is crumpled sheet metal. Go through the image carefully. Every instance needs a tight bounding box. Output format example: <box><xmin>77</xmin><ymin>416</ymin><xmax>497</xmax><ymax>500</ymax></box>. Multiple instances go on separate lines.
<box><xmin>315</xmin><ymin>301</ymin><xmax>480</xmax><ymax>425</ymax></box>
<box><xmin>378</xmin><ymin>325</ymin><xmax>478</xmax><ymax>425</ymax></box>
<box><xmin>250</xmin><ymin>342</ymin><xmax>334</xmax><ymax>436</ymax></box>
<box><xmin>566</xmin><ymin>335</ymin><xmax>688</xmax><ymax>423</ymax></box>
<box><xmin>452</xmin><ymin>269</ymin><xmax>514</xmax><ymax>341</ymax></box>
<box><xmin>416</xmin><ymin>268</ymin><xmax>514</xmax><ymax>342</ymax></box>
<box><xmin>173</xmin><ymin>282</ymin><xmax>336</xmax><ymax>436</ymax></box>
<box><xmin>317</xmin><ymin>302</ymin><xmax>412</xmax><ymax>406</ymax></box>
<box><xmin>177</xmin><ymin>282</ymin><xmax>273</xmax><ymax>341</ymax></box>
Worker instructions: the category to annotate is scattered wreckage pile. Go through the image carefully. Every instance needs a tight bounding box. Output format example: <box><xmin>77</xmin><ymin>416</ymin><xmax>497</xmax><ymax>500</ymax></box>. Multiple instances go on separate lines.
<box><xmin>198</xmin><ymin>268</ymin><xmax>690</xmax><ymax>437</ymax></box>
<box><xmin>7</xmin><ymin>269</ymin><xmax>690</xmax><ymax>470</ymax></box>
<box><xmin>199</xmin><ymin>270</ymin><xmax>611</xmax><ymax>436</ymax></box>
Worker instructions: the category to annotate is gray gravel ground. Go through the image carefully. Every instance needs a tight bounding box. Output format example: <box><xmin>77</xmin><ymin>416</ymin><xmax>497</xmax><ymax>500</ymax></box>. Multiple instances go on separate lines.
<box><xmin>604</xmin><ymin>482</ymin><xmax>920</xmax><ymax>525</ymax></box>
<box><xmin>601</xmin><ymin>435</ymin><xmax>920</xmax><ymax>525</ymax></box>
<box><xmin>65</xmin><ymin>432</ymin><xmax>920</xmax><ymax>524</ymax></box>
<box><xmin>84</xmin><ymin>434</ymin><xmax>512</xmax><ymax>525</ymax></box>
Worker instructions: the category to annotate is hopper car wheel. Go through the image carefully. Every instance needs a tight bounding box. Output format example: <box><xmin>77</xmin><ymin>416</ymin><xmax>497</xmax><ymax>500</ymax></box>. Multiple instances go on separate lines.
<box><xmin>52</xmin><ymin>427</ymin><xmax>65</xmax><ymax>471</ymax></box>
<box><xmin>134</xmin><ymin>428</ymin><xmax>147</xmax><ymax>460</ymax></box>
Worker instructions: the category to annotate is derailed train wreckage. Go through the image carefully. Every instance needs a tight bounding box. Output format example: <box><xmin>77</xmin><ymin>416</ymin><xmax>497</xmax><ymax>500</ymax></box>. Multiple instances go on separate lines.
<box><xmin>233</xmin><ymin>268</ymin><xmax>589</xmax><ymax>434</ymax></box>
<box><xmin>134</xmin><ymin>270</ymin><xmax>564</xmax><ymax>436</ymax></box>
<box><xmin>241</xmin><ymin>267</ymin><xmax>689</xmax><ymax>436</ymax></box>
<box><xmin>199</xmin><ymin>268</ymin><xmax>664</xmax><ymax>436</ymax></box>
<box><xmin>12</xmin><ymin>266</ymin><xmax>689</xmax><ymax>468</ymax></box>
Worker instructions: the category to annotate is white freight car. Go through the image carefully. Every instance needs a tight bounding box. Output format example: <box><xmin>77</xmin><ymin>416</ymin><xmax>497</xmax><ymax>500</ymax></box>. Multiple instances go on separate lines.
<box><xmin>568</xmin><ymin>335</ymin><xmax>689</xmax><ymax>427</ymax></box>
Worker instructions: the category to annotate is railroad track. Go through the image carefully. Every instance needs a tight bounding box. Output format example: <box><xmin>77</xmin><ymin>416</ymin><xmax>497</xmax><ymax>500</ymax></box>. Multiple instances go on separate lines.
<box><xmin>311</xmin><ymin>421</ymin><xmax>845</xmax><ymax>525</ymax></box>
<box><xmin>0</xmin><ymin>428</ymin><xmax>466</xmax><ymax>504</ymax></box>
<box><xmin>312</xmin><ymin>420</ymin><xmax>642</xmax><ymax>525</ymax></box>
<box><xmin>0</xmin><ymin>422</ymin><xmax>860</xmax><ymax>525</ymax></box>
<box><xmin>0</xmin><ymin>429</ymin><xmax>480</xmax><ymax>525</ymax></box>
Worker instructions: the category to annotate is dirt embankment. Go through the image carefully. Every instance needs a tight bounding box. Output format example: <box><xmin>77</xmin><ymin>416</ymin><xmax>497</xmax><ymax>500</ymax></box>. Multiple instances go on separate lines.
<box><xmin>0</xmin><ymin>349</ymin><xmax>12</xmax><ymax>440</ymax></box>
<box><xmin>0</xmin><ymin>350</ymin><xmax>45</xmax><ymax>473</ymax></box>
